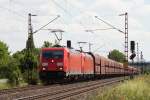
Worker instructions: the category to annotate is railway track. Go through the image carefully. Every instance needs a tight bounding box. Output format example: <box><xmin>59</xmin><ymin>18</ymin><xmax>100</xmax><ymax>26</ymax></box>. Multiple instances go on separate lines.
<box><xmin>16</xmin><ymin>77</ymin><xmax>126</xmax><ymax>100</ymax></box>
<box><xmin>0</xmin><ymin>84</ymin><xmax>61</xmax><ymax>100</ymax></box>
<box><xmin>0</xmin><ymin>85</ymin><xmax>48</xmax><ymax>95</ymax></box>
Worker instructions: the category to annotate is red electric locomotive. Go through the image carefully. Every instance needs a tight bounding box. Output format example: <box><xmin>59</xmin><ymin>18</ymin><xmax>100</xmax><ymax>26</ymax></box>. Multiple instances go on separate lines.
<box><xmin>39</xmin><ymin>46</ymin><xmax>94</xmax><ymax>82</ymax></box>
<box><xmin>39</xmin><ymin>41</ymin><xmax>140</xmax><ymax>83</ymax></box>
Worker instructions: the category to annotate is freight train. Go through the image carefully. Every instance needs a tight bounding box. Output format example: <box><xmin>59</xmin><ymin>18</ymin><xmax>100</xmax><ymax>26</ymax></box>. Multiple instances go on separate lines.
<box><xmin>39</xmin><ymin>41</ymin><xmax>140</xmax><ymax>83</ymax></box>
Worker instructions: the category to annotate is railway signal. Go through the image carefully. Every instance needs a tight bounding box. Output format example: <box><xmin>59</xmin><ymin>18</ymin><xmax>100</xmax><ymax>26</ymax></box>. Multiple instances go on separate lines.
<box><xmin>67</xmin><ymin>40</ymin><xmax>71</xmax><ymax>48</ymax></box>
<box><xmin>130</xmin><ymin>41</ymin><xmax>135</xmax><ymax>53</ymax></box>
<box><xmin>130</xmin><ymin>41</ymin><xmax>136</xmax><ymax>61</ymax></box>
<box><xmin>130</xmin><ymin>53</ymin><xmax>136</xmax><ymax>60</ymax></box>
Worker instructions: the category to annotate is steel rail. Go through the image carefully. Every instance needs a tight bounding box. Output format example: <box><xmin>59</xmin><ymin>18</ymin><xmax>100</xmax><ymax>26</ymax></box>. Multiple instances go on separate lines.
<box><xmin>16</xmin><ymin>77</ymin><xmax>125</xmax><ymax>100</ymax></box>
<box><xmin>0</xmin><ymin>85</ymin><xmax>50</xmax><ymax>96</ymax></box>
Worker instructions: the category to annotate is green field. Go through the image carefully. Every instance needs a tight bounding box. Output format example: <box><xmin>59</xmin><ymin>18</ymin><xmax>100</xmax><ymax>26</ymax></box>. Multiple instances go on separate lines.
<box><xmin>94</xmin><ymin>75</ymin><xmax>150</xmax><ymax>100</ymax></box>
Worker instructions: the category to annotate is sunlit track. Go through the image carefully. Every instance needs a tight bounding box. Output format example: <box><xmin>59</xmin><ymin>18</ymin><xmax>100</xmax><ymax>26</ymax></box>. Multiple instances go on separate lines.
<box><xmin>16</xmin><ymin>77</ymin><xmax>127</xmax><ymax>100</ymax></box>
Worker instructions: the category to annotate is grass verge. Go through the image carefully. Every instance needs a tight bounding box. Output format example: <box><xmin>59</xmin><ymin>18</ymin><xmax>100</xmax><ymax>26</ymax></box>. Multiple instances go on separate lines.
<box><xmin>0</xmin><ymin>83</ymin><xmax>11</xmax><ymax>90</ymax></box>
<box><xmin>0</xmin><ymin>80</ymin><xmax>28</xmax><ymax>90</ymax></box>
<box><xmin>94</xmin><ymin>75</ymin><xmax>150</xmax><ymax>100</ymax></box>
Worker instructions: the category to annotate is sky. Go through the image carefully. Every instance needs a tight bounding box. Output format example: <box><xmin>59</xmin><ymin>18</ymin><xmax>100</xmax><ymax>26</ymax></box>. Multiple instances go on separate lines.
<box><xmin>0</xmin><ymin>0</ymin><xmax>150</xmax><ymax>61</ymax></box>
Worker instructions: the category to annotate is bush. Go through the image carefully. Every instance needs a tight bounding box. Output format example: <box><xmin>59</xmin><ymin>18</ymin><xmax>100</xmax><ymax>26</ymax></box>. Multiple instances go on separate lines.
<box><xmin>0</xmin><ymin>58</ymin><xmax>22</xmax><ymax>86</ymax></box>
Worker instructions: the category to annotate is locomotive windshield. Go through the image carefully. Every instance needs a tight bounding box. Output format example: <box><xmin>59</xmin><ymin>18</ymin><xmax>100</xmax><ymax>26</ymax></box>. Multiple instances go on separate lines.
<box><xmin>42</xmin><ymin>50</ymin><xmax>64</xmax><ymax>59</ymax></box>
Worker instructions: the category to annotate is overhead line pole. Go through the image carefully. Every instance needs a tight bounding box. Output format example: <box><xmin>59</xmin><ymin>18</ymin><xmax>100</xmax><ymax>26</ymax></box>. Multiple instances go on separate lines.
<box><xmin>26</xmin><ymin>13</ymin><xmax>37</xmax><ymax>50</ymax></box>
<box><xmin>26</xmin><ymin>13</ymin><xmax>37</xmax><ymax>84</ymax></box>
<box><xmin>95</xmin><ymin>13</ymin><xmax>129</xmax><ymax>63</ymax></box>
<box><xmin>137</xmin><ymin>42</ymin><xmax>139</xmax><ymax>62</ymax></box>
<box><xmin>119</xmin><ymin>12</ymin><xmax>128</xmax><ymax>62</ymax></box>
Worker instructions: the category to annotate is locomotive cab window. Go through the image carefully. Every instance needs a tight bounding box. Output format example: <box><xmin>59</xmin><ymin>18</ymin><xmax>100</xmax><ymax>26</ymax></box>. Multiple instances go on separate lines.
<box><xmin>42</xmin><ymin>50</ymin><xmax>64</xmax><ymax>59</ymax></box>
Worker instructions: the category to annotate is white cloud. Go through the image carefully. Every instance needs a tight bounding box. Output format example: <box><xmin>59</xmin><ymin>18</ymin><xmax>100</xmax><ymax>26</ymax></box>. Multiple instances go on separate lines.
<box><xmin>0</xmin><ymin>0</ymin><xmax>150</xmax><ymax>61</ymax></box>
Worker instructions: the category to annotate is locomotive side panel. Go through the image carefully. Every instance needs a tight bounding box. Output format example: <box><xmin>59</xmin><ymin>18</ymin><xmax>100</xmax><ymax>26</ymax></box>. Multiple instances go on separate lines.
<box><xmin>83</xmin><ymin>53</ymin><xmax>94</xmax><ymax>75</ymax></box>
<box><xmin>67</xmin><ymin>51</ymin><xmax>82</xmax><ymax>75</ymax></box>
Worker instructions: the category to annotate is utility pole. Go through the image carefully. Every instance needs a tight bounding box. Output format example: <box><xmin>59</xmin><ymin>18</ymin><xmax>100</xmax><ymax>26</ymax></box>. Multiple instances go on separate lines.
<box><xmin>125</xmin><ymin>12</ymin><xmax>128</xmax><ymax>62</ymax></box>
<box><xmin>140</xmin><ymin>51</ymin><xmax>144</xmax><ymax>73</ymax></box>
<box><xmin>136</xmin><ymin>43</ymin><xmax>139</xmax><ymax>62</ymax></box>
<box><xmin>119</xmin><ymin>12</ymin><xmax>128</xmax><ymax>62</ymax></box>
<box><xmin>26</xmin><ymin>13</ymin><xmax>37</xmax><ymax>84</ymax></box>
<box><xmin>26</xmin><ymin>13</ymin><xmax>37</xmax><ymax>50</ymax></box>
<box><xmin>95</xmin><ymin>12</ymin><xmax>129</xmax><ymax>63</ymax></box>
<box><xmin>140</xmin><ymin>51</ymin><xmax>143</xmax><ymax>61</ymax></box>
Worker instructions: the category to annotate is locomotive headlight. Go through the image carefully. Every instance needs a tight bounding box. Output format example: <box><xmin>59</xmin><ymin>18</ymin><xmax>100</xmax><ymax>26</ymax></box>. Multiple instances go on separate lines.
<box><xmin>59</xmin><ymin>67</ymin><xmax>63</xmax><ymax>70</ymax></box>
<box><xmin>57</xmin><ymin>62</ymin><xmax>63</xmax><ymax>66</ymax></box>
<box><xmin>42</xmin><ymin>62</ymin><xmax>48</xmax><ymax>67</ymax></box>
<box><xmin>42</xmin><ymin>67</ymin><xmax>46</xmax><ymax>70</ymax></box>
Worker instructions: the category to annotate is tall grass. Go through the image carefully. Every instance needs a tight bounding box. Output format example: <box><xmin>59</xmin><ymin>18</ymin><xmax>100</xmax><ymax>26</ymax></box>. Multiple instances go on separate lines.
<box><xmin>0</xmin><ymin>81</ymin><xmax>27</xmax><ymax>90</ymax></box>
<box><xmin>95</xmin><ymin>75</ymin><xmax>150</xmax><ymax>100</ymax></box>
<box><xmin>0</xmin><ymin>83</ymin><xmax>11</xmax><ymax>90</ymax></box>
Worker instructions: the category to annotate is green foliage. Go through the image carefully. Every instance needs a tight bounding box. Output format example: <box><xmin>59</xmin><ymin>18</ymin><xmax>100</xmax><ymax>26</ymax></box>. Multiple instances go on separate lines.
<box><xmin>0</xmin><ymin>41</ymin><xmax>22</xmax><ymax>86</ymax></box>
<box><xmin>26</xmin><ymin>35</ymin><xmax>35</xmax><ymax>49</ymax></box>
<box><xmin>13</xmin><ymin>50</ymin><xmax>26</xmax><ymax>73</ymax></box>
<box><xmin>12</xmin><ymin>47</ymin><xmax>40</xmax><ymax>85</ymax></box>
<box><xmin>0</xmin><ymin>40</ymin><xmax>48</xmax><ymax>86</ymax></box>
<box><xmin>108</xmin><ymin>49</ymin><xmax>125</xmax><ymax>63</ymax></box>
<box><xmin>21</xmin><ymin>48</ymin><xmax>39</xmax><ymax>84</ymax></box>
<box><xmin>7</xmin><ymin>58</ymin><xmax>22</xmax><ymax>85</ymax></box>
<box><xmin>94</xmin><ymin>75</ymin><xmax>150</xmax><ymax>100</ymax></box>
<box><xmin>42</xmin><ymin>41</ymin><xmax>53</xmax><ymax>48</ymax></box>
<box><xmin>0</xmin><ymin>41</ymin><xmax>10</xmax><ymax>66</ymax></box>
<box><xmin>0</xmin><ymin>57</ymin><xmax>21</xmax><ymax>85</ymax></box>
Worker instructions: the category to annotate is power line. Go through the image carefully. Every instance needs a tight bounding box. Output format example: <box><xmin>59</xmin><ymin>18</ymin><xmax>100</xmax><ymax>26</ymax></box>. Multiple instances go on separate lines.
<box><xmin>95</xmin><ymin>16</ymin><xmax>124</xmax><ymax>34</ymax></box>
<box><xmin>93</xmin><ymin>44</ymin><xmax>106</xmax><ymax>53</ymax></box>
<box><xmin>33</xmin><ymin>15</ymin><xmax>60</xmax><ymax>34</ymax></box>
<box><xmin>51</xmin><ymin>0</ymin><xmax>72</xmax><ymax>16</ymax></box>
<box><xmin>0</xmin><ymin>5</ymin><xmax>26</xmax><ymax>19</ymax></box>
<box><xmin>85</xmin><ymin>28</ymin><xmax>114</xmax><ymax>32</ymax></box>
<box><xmin>50</xmin><ymin>0</ymin><xmax>87</xmax><ymax>31</ymax></box>
<box><xmin>85</xmin><ymin>29</ymin><xmax>116</xmax><ymax>51</ymax></box>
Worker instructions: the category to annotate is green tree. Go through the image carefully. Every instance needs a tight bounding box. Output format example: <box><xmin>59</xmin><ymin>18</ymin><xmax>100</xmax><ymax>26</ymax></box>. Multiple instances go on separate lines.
<box><xmin>0</xmin><ymin>41</ymin><xmax>10</xmax><ymax>79</ymax></box>
<box><xmin>23</xmin><ymin>48</ymin><xmax>40</xmax><ymax>84</ymax></box>
<box><xmin>0</xmin><ymin>41</ymin><xmax>10</xmax><ymax>66</ymax></box>
<box><xmin>0</xmin><ymin>41</ymin><xmax>21</xmax><ymax>85</ymax></box>
<box><xmin>108</xmin><ymin>49</ymin><xmax>125</xmax><ymax>63</ymax></box>
<box><xmin>13</xmin><ymin>50</ymin><xmax>26</xmax><ymax>73</ymax></box>
<box><xmin>7</xmin><ymin>57</ymin><xmax>22</xmax><ymax>85</ymax></box>
<box><xmin>13</xmin><ymin>48</ymin><xmax>40</xmax><ymax>85</ymax></box>
<box><xmin>42</xmin><ymin>41</ymin><xmax>53</xmax><ymax>48</ymax></box>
